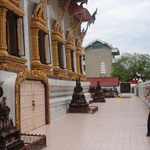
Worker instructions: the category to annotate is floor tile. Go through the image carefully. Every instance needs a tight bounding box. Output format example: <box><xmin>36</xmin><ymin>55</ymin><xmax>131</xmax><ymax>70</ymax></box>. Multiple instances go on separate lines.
<box><xmin>29</xmin><ymin>96</ymin><xmax>150</xmax><ymax>150</ymax></box>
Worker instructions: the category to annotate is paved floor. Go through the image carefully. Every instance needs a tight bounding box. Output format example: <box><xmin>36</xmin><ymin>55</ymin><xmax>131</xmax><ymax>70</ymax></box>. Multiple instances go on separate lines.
<box><xmin>29</xmin><ymin>96</ymin><xmax>150</xmax><ymax>150</ymax></box>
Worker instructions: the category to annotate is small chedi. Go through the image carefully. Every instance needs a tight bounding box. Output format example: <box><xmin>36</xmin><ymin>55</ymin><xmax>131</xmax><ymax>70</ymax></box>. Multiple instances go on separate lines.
<box><xmin>68</xmin><ymin>78</ymin><xmax>98</xmax><ymax>113</ymax></box>
<box><xmin>0</xmin><ymin>87</ymin><xmax>24</xmax><ymax>150</ymax></box>
<box><xmin>68</xmin><ymin>78</ymin><xmax>89</xmax><ymax>113</ymax></box>
<box><xmin>93</xmin><ymin>81</ymin><xmax>106</xmax><ymax>102</ymax></box>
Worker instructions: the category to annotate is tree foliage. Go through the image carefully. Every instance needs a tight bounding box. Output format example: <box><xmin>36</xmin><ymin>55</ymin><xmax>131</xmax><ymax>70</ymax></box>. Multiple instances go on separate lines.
<box><xmin>111</xmin><ymin>53</ymin><xmax>150</xmax><ymax>82</ymax></box>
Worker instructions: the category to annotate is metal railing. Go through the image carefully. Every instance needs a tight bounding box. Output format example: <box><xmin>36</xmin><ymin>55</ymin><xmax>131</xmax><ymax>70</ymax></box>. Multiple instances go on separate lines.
<box><xmin>137</xmin><ymin>81</ymin><xmax>150</xmax><ymax>107</ymax></box>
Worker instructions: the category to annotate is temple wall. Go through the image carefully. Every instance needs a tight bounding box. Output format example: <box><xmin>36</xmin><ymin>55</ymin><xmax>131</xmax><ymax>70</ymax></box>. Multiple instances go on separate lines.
<box><xmin>49</xmin><ymin>78</ymin><xmax>91</xmax><ymax>119</ymax></box>
<box><xmin>0</xmin><ymin>0</ymin><xmax>91</xmax><ymax>131</ymax></box>
<box><xmin>0</xmin><ymin>71</ymin><xmax>91</xmax><ymax>122</ymax></box>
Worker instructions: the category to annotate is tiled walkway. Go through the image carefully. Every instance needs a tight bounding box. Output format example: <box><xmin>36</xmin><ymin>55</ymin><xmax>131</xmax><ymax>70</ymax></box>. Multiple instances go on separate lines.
<box><xmin>29</xmin><ymin>96</ymin><xmax>150</xmax><ymax>150</ymax></box>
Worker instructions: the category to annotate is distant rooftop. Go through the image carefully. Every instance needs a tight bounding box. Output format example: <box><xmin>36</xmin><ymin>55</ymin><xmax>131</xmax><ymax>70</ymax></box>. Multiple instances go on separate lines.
<box><xmin>84</xmin><ymin>39</ymin><xmax>120</xmax><ymax>55</ymax></box>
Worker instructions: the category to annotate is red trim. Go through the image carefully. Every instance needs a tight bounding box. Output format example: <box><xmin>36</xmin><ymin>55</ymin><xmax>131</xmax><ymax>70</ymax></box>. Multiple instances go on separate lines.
<box><xmin>70</xmin><ymin>3</ymin><xmax>94</xmax><ymax>23</ymax></box>
<box><xmin>86</xmin><ymin>77</ymin><xmax>119</xmax><ymax>87</ymax></box>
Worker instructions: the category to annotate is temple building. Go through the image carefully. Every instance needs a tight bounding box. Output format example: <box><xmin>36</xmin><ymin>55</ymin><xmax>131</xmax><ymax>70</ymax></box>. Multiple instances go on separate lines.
<box><xmin>0</xmin><ymin>0</ymin><xmax>96</xmax><ymax>133</ymax></box>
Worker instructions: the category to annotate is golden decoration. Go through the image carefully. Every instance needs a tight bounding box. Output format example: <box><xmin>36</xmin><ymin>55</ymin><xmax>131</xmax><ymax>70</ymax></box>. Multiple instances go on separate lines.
<box><xmin>65</xmin><ymin>15</ymin><xmax>84</xmax><ymax>79</ymax></box>
<box><xmin>76</xmin><ymin>22</ymin><xmax>90</xmax><ymax>48</ymax></box>
<box><xmin>17</xmin><ymin>18</ymin><xmax>21</xmax><ymax>57</ymax></box>
<box><xmin>15</xmin><ymin>69</ymin><xmax>50</xmax><ymax>129</ymax></box>
<box><xmin>51</xmin><ymin>0</ymin><xmax>71</xmax><ymax>78</ymax></box>
<box><xmin>0</xmin><ymin>0</ymin><xmax>27</xmax><ymax>72</ymax></box>
<box><xmin>52</xmin><ymin>0</ymin><xmax>71</xmax><ymax>36</ymax></box>
<box><xmin>0</xmin><ymin>7</ymin><xmax>8</xmax><ymax>51</ymax></box>
<box><xmin>0</xmin><ymin>0</ymin><xmax>24</xmax><ymax>17</ymax></box>
<box><xmin>67</xmin><ymin>14</ymin><xmax>83</xmax><ymax>45</ymax></box>
<box><xmin>30</xmin><ymin>0</ymin><xmax>53</xmax><ymax>76</ymax></box>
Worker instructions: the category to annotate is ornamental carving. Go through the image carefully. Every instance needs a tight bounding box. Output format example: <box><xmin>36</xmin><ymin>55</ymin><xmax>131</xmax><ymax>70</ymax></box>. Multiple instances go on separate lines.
<box><xmin>0</xmin><ymin>0</ymin><xmax>27</xmax><ymax>72</ymax></box>
<box><xmin>76</xmin><ymin>22</ymin><xmax>90</xmax><ymax>48</ymax></box>
<box><xmin>52</xmin><ymin>0</ymin><xmax>71</xmax><ymax>78</ymax></box>
<box><xmin>32</xmin><ymin>0</ymin><xmax>48</xmax><ymax>26</ymax></box>
<box><xmin>15</xmin><ymin>69</ymin><xmax>50</xmax><ymax>129</ymax></box>
<box><xmin>0</xmin><ymin>0</ymin><xmax>24</xmax><ymax>16</ymax></box>
<box><xmin>30</xmin><ymin>0</ymin><xmax>52</xmax><ymax>76</ymax></box>
<box><xmin>67</xmin><ymin>14</ymin><xmax>83</xmax><ymax>45</ymax></box>
<box><xmin>52</xmin><ymin>0</ymin><xmax>70</xmax><ymax>38</ymax></box>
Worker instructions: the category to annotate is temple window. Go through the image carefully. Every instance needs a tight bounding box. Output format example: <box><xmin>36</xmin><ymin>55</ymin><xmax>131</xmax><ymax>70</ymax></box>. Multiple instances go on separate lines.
<box><xmin>38</xmin><ymin>30</ymin><xmax>47</xmax><ymax>64</ymax></box>
<box><xmin>83</xmin><ymin>65</ymin><xmax>85</xmax><ymax>71</ymax></box>
<box><xmin>71</xmin><ymin>50</ymin><xmax>75</xmax><ymax>72</ymax></box>
<box><xmin>83</xmin><ymin>55</ymin><xmax>85</xmax><ymax>61</ymax></box>
<box><xmin>58</xmin><ymin>42</ymin><xmax>64</xmax><ymax>69</ymax></box>
<box><xmin>6</xmin><ymin>11</ymin><xmax>20</xmax><ymax>57</ymax></box>
<box><xmin>100</xmin><ymin>61</ymin><xmax>106</xmax><ymax>77</ymax></box>
<box><xmin>79</xmin><ymin>55</ymin><xmax>82</xmax><ymax>74</ymax></box>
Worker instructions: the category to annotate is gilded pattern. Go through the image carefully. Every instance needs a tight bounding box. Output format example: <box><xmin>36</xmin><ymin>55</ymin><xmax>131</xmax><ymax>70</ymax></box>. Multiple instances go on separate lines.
<box><xmin>31</xmin><ymin>28</ymin><xmax>40</xmax><ymax>64</ymax></box>
<box><xmin>75</xmin><ymin>21</ymin><xmax>90</xmax><ymax>80</ymax></box>
<box><xmin>17</xmin><ymin>18</ymin><xmax>21</xmax><ymax>57</ymax></box>
<box><xmin>52</xmin><ymin>41</ymin><xmax>59</xmax><ymax>68</ymax></box>
<box><xmin>65</xmin><ymin>14</ymin><xmax>84</xmax><ymax>79</ymax></box>
<box><xmin>30</xmin><ymin>0</ymin><xmax>52</xmax><ymax>76</ymax></box>
<box><xmin>0</xmin><ymin>0</ymin><xmax>27</xmax><ymax>72</ymax></box>
<box><xmin>15</xmin><ymin>69</ymin><xmax>50</xmax><ymax>129</ymax></box>
<box><xmin>51</xmin><ymin>0</ymin><xmax>70</xmax><ymax>77</ymax></box>
<box><xmin>0</xmin><ymin>0</ymin><xmax>24</xmax><ymax>17</ymax></box>
<box><xmin>0</xmin><ymin>7</ymin><xmax>7</xmax><ymax>51</ymax></box>
<box><xmin>76</xmin><ymin>54</ymin><xmax>80</xmax><ymax>74</ymax></box>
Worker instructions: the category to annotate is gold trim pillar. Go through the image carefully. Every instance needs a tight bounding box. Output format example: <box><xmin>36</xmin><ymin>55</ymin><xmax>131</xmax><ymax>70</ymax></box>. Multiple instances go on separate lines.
<box><xmin>0</xmin><ymin>7</ymin><xmax>8</xmax><ymax>54</ymax></box>
<box><xmin>17</xmin><ymin>17</ymin><xmax>21</xmax><ymax>56</ymax></box>
<box><xmin>52</xmin><ymin>40</ymin><xmax>60</xmax><ymax>69</ymax></box>
<box><xmin>31</xmin><ymin>28</ymin><xmax>40</xmax><ymax>65</ymax></box>
<box><xmin>76</xmin><ymin>53</ymin><xmax>80</xmax><ymax>74</ymax></box>
<box><xmin>66</xmin><ymin>49</ymin><xmax>72</xmax><ymax>72</ymax></box>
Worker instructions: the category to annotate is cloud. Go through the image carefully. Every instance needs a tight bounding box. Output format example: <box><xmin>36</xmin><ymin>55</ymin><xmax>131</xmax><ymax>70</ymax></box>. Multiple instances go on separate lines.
<box><xmin>83</xmin><ymin>0</ymin><xmax>150</xmax><ymax>55</ymax></box>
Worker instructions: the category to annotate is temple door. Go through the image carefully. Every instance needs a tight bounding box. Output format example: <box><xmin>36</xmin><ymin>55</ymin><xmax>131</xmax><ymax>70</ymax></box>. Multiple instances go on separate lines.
<box><xmin>20</xmin><ymin>80</ymin><xmax>45</xmax><ymax>133</ymax></box>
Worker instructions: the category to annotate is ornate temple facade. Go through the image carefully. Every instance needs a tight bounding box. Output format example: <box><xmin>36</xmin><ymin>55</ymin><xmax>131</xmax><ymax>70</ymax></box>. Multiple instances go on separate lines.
<box><xmin>0</xmin><ymin>0</ymin><xmax>96</xmax><ymax>133</ymax></box>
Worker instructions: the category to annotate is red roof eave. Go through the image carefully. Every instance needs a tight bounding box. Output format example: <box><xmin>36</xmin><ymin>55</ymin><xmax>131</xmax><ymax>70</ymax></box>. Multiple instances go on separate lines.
<box><xmin>70</xmin><ymin>3</ymin><xmax>94</xmax><ymax>23</ymax></box>
<box><xmin>86</xmin><ymin>77</ymin><xmax>119</xmax><ymax>87</ymax></box>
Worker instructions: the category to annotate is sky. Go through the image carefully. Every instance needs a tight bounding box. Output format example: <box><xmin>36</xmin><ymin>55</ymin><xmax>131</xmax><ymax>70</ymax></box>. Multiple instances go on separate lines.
<box><xmin>82</xmin><ymin>0</ymin><xmax>150</xmax><ymax>55</ymax></box>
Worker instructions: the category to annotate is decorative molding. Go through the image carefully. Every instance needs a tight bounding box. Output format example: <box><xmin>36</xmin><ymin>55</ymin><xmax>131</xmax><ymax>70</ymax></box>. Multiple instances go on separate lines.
<box><xmin>17</xmin><ymin>18</ymin><xmax>21</xmax><ymax>57</ymax></box>
<box><xmin>76</xmin><ymin>22</ymin><xmax>89</xmax><ymax>48</ymax></box>
<box><xmin>66</xmin><ymin>14</ymin><xmax>87</xmax><ymax>80</ymax></box>
<box><xmin>15</xmin><ymin>69</ymin><xmax>50</xmax><ymax>129</ymax></box>
<box><xmin>0</xmin><ymin>60</ymin><xmax>27</xmax><ymax>72</ymax></box>
<box><xmin>52</xmin><ymin>0</ymin><xmax>71</xmax><ymax>78</ymax></box>
<box><xmin>52</xmin><ymin>0</ymin><xmax>70</xmax><ymax>40</ymax></box>
<box><xmin>30</xmin><ymin>0</ymin><xmax>53</xmax><ymax>76</ymax></box>
<box><xmin>0</xmin><ymin>0</ymin><xmax>24</xmax><ymax>17</ymax></box>
<box><xmin>53</xmin><ymin>0</ymin><xmax>71</xmax><ymax>33</ymax></box>
<box><xmin>76</xmin><ymin>53</ymin><xmax>80</xmax><ymax>74</ymax></box>
<box><xmin>0</xmin><ymin>7</ymin><xmax>8</xmax><ymax>51</ymax></box>
<box><xmin>0</xmin><ymin>1</ymin><xmax>27</xmax><ymax>72</ymax></box>
<box><xmin>67</xmin><ymin>14</ymin><xmax>83</xmax><ymax>45</ymax></box>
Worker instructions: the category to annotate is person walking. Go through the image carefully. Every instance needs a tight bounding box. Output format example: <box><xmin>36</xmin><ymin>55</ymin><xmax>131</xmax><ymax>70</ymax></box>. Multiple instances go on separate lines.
<box><xmin>146</xmin><ymin>111</ymin><xmax>150</xmax><ymax>136</ymax></box>
<box><xmin>145</xmin><ymin>86</ymin><xmax>150</xmax><ymax>136</ymax></box>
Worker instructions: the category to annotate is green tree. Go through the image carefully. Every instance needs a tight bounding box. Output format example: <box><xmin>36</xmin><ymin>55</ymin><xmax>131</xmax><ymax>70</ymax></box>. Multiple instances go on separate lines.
<box><xmin>111</xmin><ymin>53</ymin><xmax>150</xmax><ymax>82</ymax></box>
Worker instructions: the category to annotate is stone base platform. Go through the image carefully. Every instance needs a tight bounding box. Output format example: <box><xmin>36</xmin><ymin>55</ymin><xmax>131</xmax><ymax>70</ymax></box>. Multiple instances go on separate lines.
<box><xmin>67</xmin><ymin>106</ymin><xmax>98</xmax><ymax>114</ymax></box>
<box><xmin>93</xmin><ymin>98</ymin><xmax>106</xmax><ymax>103</ymax></box>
